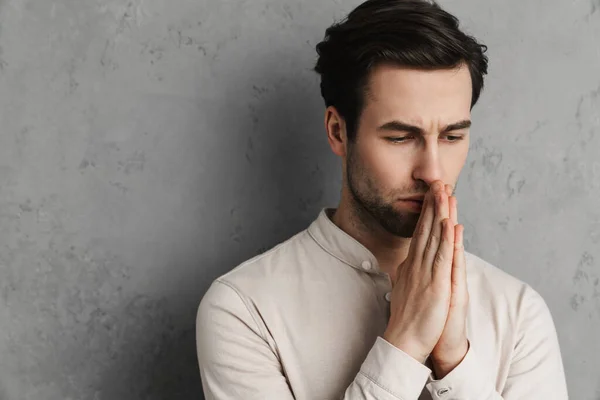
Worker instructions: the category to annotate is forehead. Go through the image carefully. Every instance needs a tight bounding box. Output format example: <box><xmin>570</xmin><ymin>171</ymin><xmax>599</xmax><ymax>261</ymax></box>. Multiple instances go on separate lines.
<box><xmin>362</xmin><ymin>63</ymin><xmax>473</xmax><ymax>125</ymax></box>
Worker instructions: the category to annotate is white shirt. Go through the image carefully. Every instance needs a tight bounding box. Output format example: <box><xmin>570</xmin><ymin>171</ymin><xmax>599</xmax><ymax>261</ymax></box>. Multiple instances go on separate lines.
<box><xmin>196</xmin><ymin>207</ymin><xmax>569</xmax><ymax>399</ymax></box>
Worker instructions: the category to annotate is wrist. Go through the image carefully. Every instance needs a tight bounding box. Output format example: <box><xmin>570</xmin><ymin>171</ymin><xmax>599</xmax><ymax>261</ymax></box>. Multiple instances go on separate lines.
<box><xmin>382</xmin><ymin>331</ymin><xmax>429</xmax><ymax>364</ymax></box>
<box><xmin>431</xmin><ymin>340</ymin><xmax>469</xmax><ymax>379</ymax></box>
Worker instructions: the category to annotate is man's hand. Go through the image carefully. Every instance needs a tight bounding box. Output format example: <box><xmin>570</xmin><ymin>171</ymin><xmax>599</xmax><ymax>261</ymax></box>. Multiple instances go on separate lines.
<box><xmin>383</xmin><ymin>181</ymin><xmax>456</xmax><ymax>364</ymax></box>
<box><xmin>430</xmin><ymin>184</ymin><xmax>470</xmax><ymax>379</ymax></box>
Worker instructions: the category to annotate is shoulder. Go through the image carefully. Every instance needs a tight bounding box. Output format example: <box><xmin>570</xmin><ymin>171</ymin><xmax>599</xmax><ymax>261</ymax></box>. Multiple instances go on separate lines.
<box><xmin>464</xmin><ymin>250</ymin><xmax>552</xmax><ymax>321</ymax></box>
<box><xmin>200</xmin><ymin>227</ymin><xmax>315</xmax><ymax>304</ymax></box>
<box><xmin>465</xmin><ymin>250</ymin><xmax>529</xmax><ymax>294</ymax></box>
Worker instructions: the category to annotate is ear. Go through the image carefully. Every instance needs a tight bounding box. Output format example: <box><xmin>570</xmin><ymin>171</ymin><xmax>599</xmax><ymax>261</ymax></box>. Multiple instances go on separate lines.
<box><xmin>324</xmin><ymin>106</ymin><xmax>347</xmax><ymax>158</ymax></box>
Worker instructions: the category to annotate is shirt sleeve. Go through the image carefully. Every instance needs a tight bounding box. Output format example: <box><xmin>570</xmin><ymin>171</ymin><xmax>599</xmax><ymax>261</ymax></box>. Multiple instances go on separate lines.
<box><xmin>423</xmin><ymin>284</ymin><xmax>569</xmax><ymax>399</ymax></box>
<box><xmin>196</xmin><ymin>280</ymin><xmax>295</xmax><ymax>400</ymax></box>
<box><xmin>196</xmin><ymin>279</ymin><xmax>433</xmax><ymax>400</ymax></box>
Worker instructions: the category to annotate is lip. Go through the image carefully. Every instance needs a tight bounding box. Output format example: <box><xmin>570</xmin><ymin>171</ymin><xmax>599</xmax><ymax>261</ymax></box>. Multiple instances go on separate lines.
<box><xmin>400</xmin><ymin>194</ymin><xmax>425</xmax><ymax>202</ymax></box>
<box><xmin>401</xmin><ymin>196</ymin><xmax>425</xmax><ymax>202</ymax></box>
<box><xmin>397</xmin><ymin>199</ymin><xmax>424</xmax><ymax>212</ymax></box>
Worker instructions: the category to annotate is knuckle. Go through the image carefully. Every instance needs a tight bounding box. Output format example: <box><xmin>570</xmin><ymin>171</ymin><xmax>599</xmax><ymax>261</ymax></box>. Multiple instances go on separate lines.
<box><xmin>424</xmin><ymin>234</ymin><xmax>438</xmax><ymax>254</ymax></box>
<box><xmin>430</xmin><ymin>229</ymin><xmax>441</xmax><ymax>244</ymax></box>
<box><xmin>433</xmin><ymin>249</ymin><xmax>447</xmax><ymax>267</ymax></box>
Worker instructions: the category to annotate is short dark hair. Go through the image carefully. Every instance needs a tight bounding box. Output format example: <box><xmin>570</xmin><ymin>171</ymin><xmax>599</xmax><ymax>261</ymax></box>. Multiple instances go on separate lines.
<box><xmin>313</xmin><ymin>0</ymin><xmax>489</xmax><ymax>142</ymax></box>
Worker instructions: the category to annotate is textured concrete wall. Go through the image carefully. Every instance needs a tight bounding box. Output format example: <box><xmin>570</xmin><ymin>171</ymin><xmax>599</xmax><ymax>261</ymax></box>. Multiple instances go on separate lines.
<box><xmin>0</xmin><ymin>0</ymin><xmax>598</xmax><ymax>399</ymax></box>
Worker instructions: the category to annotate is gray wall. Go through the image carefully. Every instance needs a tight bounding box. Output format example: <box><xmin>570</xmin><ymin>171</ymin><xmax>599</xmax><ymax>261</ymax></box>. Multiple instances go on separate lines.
<box><xmin>0</xmin><ymin>0</ymin><xmax>598</xmax><ymax>398</ymax></box>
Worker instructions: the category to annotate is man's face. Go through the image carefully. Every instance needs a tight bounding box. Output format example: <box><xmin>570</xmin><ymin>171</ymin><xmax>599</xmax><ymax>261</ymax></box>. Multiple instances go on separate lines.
<box><xmin>345</xmin><ymin>63</ymin><xmax>472</xmax><ymax>238</ymax></box>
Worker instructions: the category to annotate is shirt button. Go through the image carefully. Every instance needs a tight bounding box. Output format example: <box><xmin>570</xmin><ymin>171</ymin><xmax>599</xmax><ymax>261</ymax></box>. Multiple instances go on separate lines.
<box><xmin>361</xmin><ymin>260</ymin><xmax>372</xmax><ymax>271</ymax></box>
<box><xmin>384</xmin><ymin>292</ymin><xmax>391</xmax><ymax>302</ymax></box>
<box><xmin>437</xmin><ymin>388</ymin><xmax>450</xmax><ymax>396</ymax></box>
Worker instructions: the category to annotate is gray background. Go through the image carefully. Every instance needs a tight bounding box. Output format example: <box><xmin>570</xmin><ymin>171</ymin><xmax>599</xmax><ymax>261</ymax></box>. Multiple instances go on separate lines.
<box><xmin>0</xmin><ymin>0</ymin><xmax>598</xmax><ymax>398</ymax></box>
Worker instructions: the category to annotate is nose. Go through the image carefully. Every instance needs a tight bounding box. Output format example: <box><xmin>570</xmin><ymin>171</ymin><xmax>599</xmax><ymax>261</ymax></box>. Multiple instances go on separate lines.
<box><xmin>411</xmin><ymin>146</ymin><xmax>443</xmax><ymax>187</ymax></box>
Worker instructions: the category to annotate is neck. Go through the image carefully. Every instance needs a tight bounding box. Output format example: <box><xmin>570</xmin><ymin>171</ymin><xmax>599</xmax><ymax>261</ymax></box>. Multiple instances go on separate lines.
<box><xmin>330</xmin><ymin>189</ymin><xmax>413</xmax><ymax>282</ymax></box>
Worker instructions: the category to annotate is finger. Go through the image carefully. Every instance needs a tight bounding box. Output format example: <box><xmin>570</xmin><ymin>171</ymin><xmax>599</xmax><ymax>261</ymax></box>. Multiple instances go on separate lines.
<box><xmin>445</xmin><ymin>184</ymin><xmax>458</xmax><ymax>225</ymax></box>
<box><xmin>422</xmin><ymin>182</ymin><xmax>450</xmax><ymax>270</ymax></box>
<box><xmin>406</xmin><ymin>190</ymin><xmax>427</xmax><ymax>262</ymax></box>
<box><xmin>452</xmin><ymin>224</ymin><xmax>468</xmax><ymax>302</ymax></box>
<box><xmin>449</xmin><ymin>195</ymin><xmax>458</xmax><ymax>225</ymax></box>
<box><xmin>445</xmin><ymin>184</ymin><xmax>452</xmax><ymax>197</ymax></box>
<box><xmin>432</xmin><ymin>218</ymin><xmax>455</xmax><ymax>282</ymax></box>
<box><xmin>408</xmin><ymin>187</ymin><xmax>435</xmax><ymax>265</ymax></box>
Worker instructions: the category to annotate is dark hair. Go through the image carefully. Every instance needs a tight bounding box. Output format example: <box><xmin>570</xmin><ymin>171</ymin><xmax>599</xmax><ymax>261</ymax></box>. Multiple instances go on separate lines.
<box><xmin>313</xmin><ymin>0</ymin><xmax>489</xmax><ymax>142</ymax></box>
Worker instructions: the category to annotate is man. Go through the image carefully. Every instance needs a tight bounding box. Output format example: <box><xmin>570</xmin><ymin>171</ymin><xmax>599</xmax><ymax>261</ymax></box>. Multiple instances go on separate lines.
<box><xmin>196</xmin><ymin>0</ymin><xmax>569</xmax><ymax>399</ymax></box>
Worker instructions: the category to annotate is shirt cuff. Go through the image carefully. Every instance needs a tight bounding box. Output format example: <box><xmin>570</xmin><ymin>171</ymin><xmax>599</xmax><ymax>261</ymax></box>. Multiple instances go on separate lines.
<box><xmin>425</xmin><ymin>340</ymin><xmax>495</xmax><ymax>399</ymax></box>
<box><xmin>359</xmin><ymin>336</ymin><xmax>432</xmax><ymax>399</ymax></box>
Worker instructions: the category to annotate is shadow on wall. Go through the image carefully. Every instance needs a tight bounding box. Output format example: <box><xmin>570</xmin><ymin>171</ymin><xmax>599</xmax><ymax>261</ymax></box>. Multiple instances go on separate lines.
<box><xmin>94</xmin><ymin>45</ymin><xmax>327</xmax><ymax>398</ymax></box>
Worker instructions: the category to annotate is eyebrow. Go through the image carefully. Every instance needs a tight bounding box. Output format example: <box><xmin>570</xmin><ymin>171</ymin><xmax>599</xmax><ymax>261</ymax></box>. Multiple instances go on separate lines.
<box><xmin>376</xmin><ymin>119</ymin><xmax>472</xmax><ymax>135</ymax></box>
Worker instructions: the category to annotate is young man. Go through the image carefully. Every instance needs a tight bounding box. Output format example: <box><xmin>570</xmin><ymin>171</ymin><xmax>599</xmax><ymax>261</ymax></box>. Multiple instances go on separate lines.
<box><xmin>196</xmin><ymin>0</ymin><xmax>569</xmax><ymax>399</ymax></box>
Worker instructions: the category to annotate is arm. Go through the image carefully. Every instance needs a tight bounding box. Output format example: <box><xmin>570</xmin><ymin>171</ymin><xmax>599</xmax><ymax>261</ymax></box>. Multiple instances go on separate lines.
<box><xmin>196</xmin><ymin>279</ymin><xmax>433</xmax><ymax>400</ymax></box>
<box><xmin>423</xmin><ymin>285</ymin><xmax>569</xmax><ymax>399</ymax></box>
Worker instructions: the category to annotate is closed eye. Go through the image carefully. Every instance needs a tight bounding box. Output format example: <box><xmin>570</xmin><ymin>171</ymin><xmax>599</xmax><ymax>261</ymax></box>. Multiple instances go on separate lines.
<box><xmin>386</xmin><ymin>135</ymin><xmax>465</xmax><ymax>143</ymax></box>
<box><xmin>387</xmin><ymin>137</ymin><xmax>412</xmax><ymax>143</ymax></box>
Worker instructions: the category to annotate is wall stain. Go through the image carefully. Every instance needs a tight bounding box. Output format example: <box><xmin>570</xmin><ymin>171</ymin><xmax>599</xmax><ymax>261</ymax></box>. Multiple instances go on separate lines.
<box><xmin>117</xmin><ymin>150</ymin><xmax>146</xmax><ymax>175</ymax></box>
<box><xmin>0</xmin><ymin>45</ymin><xmax>8</xmax><ymax>72</ymax></box>
<box><xmin>506</xmin><ymin>170</ymin><xmax>526</xmax><ymax>198</ymax></box>
<box><xmin>571</xmin><ymin>251</ymin><xmax>600</xmax><ymax>314</ymax></box>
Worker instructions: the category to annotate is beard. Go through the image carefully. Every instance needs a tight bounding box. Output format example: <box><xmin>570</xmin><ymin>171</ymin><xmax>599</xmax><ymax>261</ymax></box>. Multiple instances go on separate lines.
<box><xmin>346</xmin><ymin>144</ymin><xmax>425</xmax><ymax>238</ymax></box>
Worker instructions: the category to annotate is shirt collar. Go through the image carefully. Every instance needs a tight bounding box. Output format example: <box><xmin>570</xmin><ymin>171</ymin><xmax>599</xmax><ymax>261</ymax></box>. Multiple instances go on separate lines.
<box><xmin>307</xmin><ymin>207</ymin><xmax>381</xmax><ymax>274</ymax></box>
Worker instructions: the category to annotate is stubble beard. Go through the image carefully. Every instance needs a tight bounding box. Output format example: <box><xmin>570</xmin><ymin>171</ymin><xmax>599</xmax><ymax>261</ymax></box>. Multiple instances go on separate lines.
<box><xmin>346</xmin><ymin>144</ymin><xmax>421</xmax><ymax>238</ymax></box>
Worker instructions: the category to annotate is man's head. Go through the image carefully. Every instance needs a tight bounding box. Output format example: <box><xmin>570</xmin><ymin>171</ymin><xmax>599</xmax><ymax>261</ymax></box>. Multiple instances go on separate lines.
<box><xmin>313</xmin><ymin>0</ymin><xmax>488</xmax><ymax>238</ymax></box>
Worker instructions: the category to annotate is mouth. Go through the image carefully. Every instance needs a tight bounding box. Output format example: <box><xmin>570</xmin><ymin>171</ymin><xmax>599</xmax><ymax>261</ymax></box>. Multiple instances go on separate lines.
<box><xmin>397</xmin><ymin>199</ymin><xmax>424</xmax><ymax>211</ymax></box>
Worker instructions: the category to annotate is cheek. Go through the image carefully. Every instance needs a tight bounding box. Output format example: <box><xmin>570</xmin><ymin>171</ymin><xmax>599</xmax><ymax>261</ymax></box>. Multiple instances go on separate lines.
<box><xmin>446</xmin><ymin>141</ymin><xmax>470</xmax><ymax>172</ymax></box>
<box><xmin>439</xmin><ymin>142</ymin><xmax>470</xmax><ymax>186</ymax></box>
<box><xmin>362</xmin><ymin>141</ymin><xmax>413</xmax><ymax>188</ymax></box>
